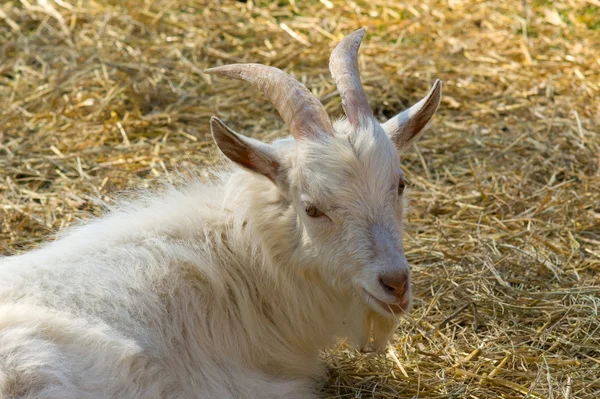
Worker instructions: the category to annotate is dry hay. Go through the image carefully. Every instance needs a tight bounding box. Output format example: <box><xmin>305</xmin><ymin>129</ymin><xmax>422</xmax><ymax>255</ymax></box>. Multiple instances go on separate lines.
<box><xmin>1</xmin><ymin>0</ymin><xmax>599</xmax><ymax>397</ymax></box>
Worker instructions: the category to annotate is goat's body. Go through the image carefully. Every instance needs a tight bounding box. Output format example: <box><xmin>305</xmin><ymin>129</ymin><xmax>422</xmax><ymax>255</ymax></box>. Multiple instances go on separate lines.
<box><xmin>0</xmin><ymin>28</ymin><xmax>443</xmax><ymax>399</ymax></box>
<box><xmin>0</xmin><ymin>169</ymin><xmax>363</xmax><ymax>399</ymax></box>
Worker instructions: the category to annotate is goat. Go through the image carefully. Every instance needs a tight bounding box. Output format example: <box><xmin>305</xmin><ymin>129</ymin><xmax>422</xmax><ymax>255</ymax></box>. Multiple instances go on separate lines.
<box><xmin>0</xmin><ymin>28</ymin><xmax>442</xmax><ymax>399</ymax></box>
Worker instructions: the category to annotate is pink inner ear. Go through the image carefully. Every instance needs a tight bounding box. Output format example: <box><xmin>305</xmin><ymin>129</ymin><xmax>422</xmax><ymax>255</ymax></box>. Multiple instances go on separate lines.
<box><xmin>402</xmin><ymin>107</ymin><xmax>434</xmax><ymax>143</ymax></box>
<box><xmin>223</xmin><ymin>142</ymin><xmax>256</xmax><ymax>172</ymax></box>
<box><xmin>212</xmin><ymin>120</ymin><xmax>280</xmax><ymax>182</ymax></box>
<box><xmin>247</xmin><ymin>152</ymin><xmax>281</xmax><ymax>182</ymax></box>
<box><xmin>384</xmin><ymin>79</ymin><xmax>442</xmax><ymax>149</ymax></box>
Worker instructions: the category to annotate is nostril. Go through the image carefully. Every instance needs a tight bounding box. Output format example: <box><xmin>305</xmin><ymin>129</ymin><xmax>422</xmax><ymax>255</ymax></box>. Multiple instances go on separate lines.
<box><xmin>378</xmin><ymin>272</ymin><xmax>409</xmax><ymax>298</ymax></box>
<box><xmin>378</xmin><ymin>276</ymin><xmax>397</xmax><ymax>294</ymax></box>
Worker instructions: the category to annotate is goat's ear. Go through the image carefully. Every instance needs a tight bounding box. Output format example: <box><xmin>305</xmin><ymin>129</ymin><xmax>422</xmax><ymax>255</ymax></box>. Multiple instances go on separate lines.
<box><xmin>210</xmin><ymin>117</ymin><xmax>281</xmax><ymax>182</ymax></box>
<box><xmin>382</xmin><ymin>80</ymin><xmax>442</xmax><ymax>152</ymax></box>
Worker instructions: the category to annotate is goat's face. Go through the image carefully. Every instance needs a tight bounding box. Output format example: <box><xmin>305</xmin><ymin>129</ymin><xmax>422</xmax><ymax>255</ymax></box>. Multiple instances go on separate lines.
<box><xmin>206</xmin><ymin>28</ymin><xmax>441</xmax><ymax>321</ymax></box>
<box><xmin>286</xmin><ymin>119</ymin><xmax>414</xmax><ymax>318</ymax></box>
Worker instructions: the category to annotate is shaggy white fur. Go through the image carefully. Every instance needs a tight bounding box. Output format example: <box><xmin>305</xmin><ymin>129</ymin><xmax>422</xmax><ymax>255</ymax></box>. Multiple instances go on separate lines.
<box><xmin>0</xmin><ymin>31</ymin><xmax>441</xmax><ymax>399</ymax></box>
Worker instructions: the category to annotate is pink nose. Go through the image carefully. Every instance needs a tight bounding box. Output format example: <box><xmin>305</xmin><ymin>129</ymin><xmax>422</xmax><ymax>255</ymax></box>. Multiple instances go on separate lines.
<box><xmin>378</xmin><ymin>271</ymin><xmax>410</xmax><ymax>298</ymax></box>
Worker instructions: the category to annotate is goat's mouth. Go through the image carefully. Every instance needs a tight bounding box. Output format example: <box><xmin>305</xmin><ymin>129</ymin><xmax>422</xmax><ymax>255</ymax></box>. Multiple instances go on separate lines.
<box><xmin>362</xmin><ymin>289</ymin><xmax>411</xmax><ymax>317</ymax></box>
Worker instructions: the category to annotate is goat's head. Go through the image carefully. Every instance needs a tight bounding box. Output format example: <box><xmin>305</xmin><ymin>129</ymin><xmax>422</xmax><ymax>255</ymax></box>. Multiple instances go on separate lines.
<box><xmin>205</xmin><ymin>29</ymin><xmax>441</xmax><ymax>323</ymax></box>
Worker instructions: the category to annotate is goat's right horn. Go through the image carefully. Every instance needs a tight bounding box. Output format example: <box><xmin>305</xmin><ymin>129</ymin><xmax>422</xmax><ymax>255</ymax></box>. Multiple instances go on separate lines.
<box><xmin>329</xmin><ymin>28</ymin><xmax>374</xmax><ymax>129</ymax></box>
<box><xmin>204</xmin><ymin>64</ymin><xmax>335</xmax><ymax>140</ymax></box>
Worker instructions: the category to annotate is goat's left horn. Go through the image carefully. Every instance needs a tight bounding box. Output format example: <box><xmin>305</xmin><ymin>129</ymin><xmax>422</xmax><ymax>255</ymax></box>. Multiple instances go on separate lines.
<box><xmin>204</xmin><ymin>64</ymin><xmax>335</xmax><ymax>140</ymax></box>
<box><xmin>329</xmin><ymin>28</ymin><xmax>374</xmax><ymax>128</ymax></box>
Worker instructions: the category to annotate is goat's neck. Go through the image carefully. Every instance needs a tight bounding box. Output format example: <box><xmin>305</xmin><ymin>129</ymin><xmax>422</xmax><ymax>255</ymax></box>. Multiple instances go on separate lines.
<box><xmin>215</xmin><ymin>172</ymin><xmax>359</xmax><ymax>375</ymax></box>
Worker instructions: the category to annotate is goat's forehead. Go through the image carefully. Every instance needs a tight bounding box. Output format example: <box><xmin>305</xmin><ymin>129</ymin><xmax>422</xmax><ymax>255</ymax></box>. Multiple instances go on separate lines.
<box><xmin>293</xmin><ymin>124</ymin><xmax>400</xmax><ymax>198</ymax></box>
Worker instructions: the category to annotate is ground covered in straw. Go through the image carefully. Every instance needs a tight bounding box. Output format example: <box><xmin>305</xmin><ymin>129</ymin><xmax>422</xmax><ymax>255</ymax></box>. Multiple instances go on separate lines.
<box><xmin>1</xmin><ymin>0</ymin><xmax>599</xmax><ymax>397</ymax></box>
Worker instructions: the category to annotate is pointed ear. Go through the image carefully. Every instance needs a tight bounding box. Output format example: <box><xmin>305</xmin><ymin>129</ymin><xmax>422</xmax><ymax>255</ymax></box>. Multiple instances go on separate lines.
<box><xmin>382</xmin><ymin>79</ymin><xmax>442</xmax><ymax>152</ymax></box>
<box><xmin>210</xmin><ymin>117</ymin><xmax>281</xmax><ymax>182</ymax></box>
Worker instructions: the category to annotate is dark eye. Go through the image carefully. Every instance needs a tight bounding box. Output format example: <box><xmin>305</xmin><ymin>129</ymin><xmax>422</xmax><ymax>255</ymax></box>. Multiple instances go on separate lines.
<box><xmin>305</xmin><ymin>206</ymin><xmax>325</xmax><ymax>218</ymax></box>
<box><xmin>398</xmin><ymin>179</ymin><xmax>406</xmax><ymax>195</ymax></box>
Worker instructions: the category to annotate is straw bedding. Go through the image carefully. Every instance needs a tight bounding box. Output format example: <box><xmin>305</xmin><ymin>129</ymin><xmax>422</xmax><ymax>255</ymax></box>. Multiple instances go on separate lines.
<box><xmin>1</xmin><ymin>0</ymin><xmax>599</xmax><ymax>397</ymax></box>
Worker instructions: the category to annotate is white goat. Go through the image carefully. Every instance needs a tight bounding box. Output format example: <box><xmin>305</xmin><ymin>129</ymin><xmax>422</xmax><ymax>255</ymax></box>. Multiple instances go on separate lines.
<box><xmin>0</xmin><ymin>29</ymin><xmax>441</xmax><ymax>399</ymax></box>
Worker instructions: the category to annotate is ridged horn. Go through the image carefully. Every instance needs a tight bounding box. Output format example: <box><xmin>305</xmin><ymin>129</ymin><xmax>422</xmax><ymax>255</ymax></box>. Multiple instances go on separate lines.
<box><xmin>329</xmin><ymin>28</ymin><xmax>374</xmax><ymax>128</ymax></box>
<box><xmin>204</xmin><ymin>64</ymin><xmax>334</xmax><ymax>139</ymax></box>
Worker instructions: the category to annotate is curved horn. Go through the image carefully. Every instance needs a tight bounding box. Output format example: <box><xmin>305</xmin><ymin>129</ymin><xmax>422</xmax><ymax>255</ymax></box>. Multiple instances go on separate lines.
<box><xmin>329</xmin><ymin>28</ymin><xmax>374</xmax><ymax>128</ymax></box>
<box><xmin>204</xmin><ymin>64</ymin><xmax>334</xmax><ymax>139</ymax></box>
